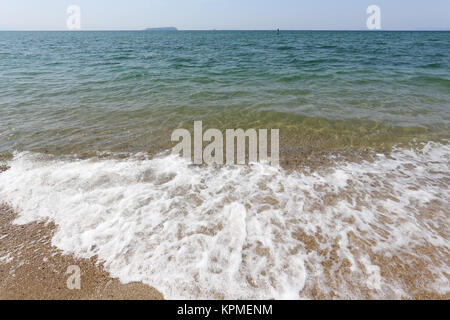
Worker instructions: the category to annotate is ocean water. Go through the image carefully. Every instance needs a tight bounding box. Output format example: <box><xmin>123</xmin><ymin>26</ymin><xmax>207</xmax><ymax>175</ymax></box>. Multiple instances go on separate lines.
<box><xmin>0</xmin><ymin>31</ymin><xmax>449</xmax><ymax>155</ymax></box>
<box><xmin>0</xmin><ymin>31</ymin><xmax>449</xmax><ymax>299</ymax></box>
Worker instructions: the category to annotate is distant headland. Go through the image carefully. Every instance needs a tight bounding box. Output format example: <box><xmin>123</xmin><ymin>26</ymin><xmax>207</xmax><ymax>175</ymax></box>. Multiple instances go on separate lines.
<box><xmin>145</xmin><ymin>27</ymin><xmax>178</xmax><ymax>31</ymax></box>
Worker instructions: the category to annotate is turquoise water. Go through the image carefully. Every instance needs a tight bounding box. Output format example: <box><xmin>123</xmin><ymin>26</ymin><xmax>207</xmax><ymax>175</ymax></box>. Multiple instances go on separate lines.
<box><xmin>0</xmin><ymin>31</ymin><xmax>449</xmax><ymax>155</ymax></box>
<box><xmin>0</xmin><ymin>31</ymin><xmax>449</xmax><ymax>299</ymax></box>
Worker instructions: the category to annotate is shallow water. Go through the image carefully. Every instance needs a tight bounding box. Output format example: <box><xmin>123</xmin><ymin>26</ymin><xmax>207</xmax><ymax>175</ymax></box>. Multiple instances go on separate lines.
<box><xmin>0</xmin><ymin>142</ymin><xmax>448</xmax><ymax>299</ymax></box>
<box><xmin>0</xmin><ymin>31</ymin><xmax>449</xmax><ymax>299</ymax></box>
<box><xmin>0</xmin><ymin>31</ymin><xmax>449</xmax><ymax>155</ymax></box>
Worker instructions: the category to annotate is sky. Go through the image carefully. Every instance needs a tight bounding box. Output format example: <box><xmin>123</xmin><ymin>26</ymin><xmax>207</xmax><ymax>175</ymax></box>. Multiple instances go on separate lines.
<box><xmin>0</xmin><ymin>0</ymin><xmax>449</xmax><ymax>31</ymax></box>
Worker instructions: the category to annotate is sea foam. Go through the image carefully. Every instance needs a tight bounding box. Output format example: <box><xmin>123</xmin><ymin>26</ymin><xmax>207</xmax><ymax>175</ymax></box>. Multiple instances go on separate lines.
<box><xmin>0</xmin><ymin>142</ymin><xmax>449</xmax><ymax>299</ymax></box>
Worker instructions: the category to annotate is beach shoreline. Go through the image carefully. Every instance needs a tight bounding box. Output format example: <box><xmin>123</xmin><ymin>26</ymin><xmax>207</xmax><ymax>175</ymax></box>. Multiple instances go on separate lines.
<box><xmin>1</xmin><ymin>143</ymin><xmax>449</xmax><ymax>299</ymax></box>
<box><xmin>1</xmin><ymin>200</ymin><xmax>448</xmax><ymax>300</ymax></box>
<box><xmin>0</xmin><ymin>203</ymin><xmax>163</xmax><ymax>300</ymax></box>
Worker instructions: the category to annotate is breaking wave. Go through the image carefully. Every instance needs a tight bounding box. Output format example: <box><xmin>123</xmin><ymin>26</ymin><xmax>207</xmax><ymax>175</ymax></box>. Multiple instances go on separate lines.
<box><xmin>0</xmin><ymin>142</ymin><xmax>449</xmax><ymax>299</ymax></box>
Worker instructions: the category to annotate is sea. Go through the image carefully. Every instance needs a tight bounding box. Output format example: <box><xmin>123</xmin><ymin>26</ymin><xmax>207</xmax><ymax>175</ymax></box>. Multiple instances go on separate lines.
<box><xmin>0</xmin><ymin>31</ymin><xmax>449</xmax><ymax>299</ymax></box>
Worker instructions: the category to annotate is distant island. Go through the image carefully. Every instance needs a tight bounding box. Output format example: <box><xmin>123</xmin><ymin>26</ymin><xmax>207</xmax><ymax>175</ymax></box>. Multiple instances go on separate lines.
<box><xmin>145</xmin><ymin>27</ymin><xmax>178</xmax><ymax>31</ymax></box>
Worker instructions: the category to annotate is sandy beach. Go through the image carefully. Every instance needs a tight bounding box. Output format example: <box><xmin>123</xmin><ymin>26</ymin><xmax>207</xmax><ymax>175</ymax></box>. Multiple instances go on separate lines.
<box><xmin>1</xmin><ymin>200</ymin><xmax>448</xmax><ymax>300</ymax></box>
<box><xmin>1</xmin><ymin>155</ymin><xmax>448</xmax><ymax>300</ymax></box>
<box><xmin>0</xmin><ymin>29</ymin><xmax>449</xmax><ymax>300</ymax></box>
<box><xmin>0</xmin><ymin>203</ymin><xmax>163</xmax><ymax>300</ymax></box>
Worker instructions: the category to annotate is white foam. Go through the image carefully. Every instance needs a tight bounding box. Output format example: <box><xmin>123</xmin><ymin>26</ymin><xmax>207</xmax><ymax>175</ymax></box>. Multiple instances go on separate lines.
<box><xmin>0</xmin><ymin>142</ymin><xmax>449</xmax><ymax>299</ymax></box>
<box><xmin>0</xmin><ymin>252</ymin><xmax>13</xmax><ymax>264</ymax></box>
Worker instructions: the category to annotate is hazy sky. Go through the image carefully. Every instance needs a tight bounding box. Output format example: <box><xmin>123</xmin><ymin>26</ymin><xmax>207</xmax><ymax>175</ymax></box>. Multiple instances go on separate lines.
<box><xmin>0</xmin><ymin>0</ymin><xmax>449</xmax><ymax>30</ymax></box>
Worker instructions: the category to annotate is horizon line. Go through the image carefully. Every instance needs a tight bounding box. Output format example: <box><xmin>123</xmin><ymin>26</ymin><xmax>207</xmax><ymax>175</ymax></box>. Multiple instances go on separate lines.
<box><xmin>1</xmin><ymin>29</ymin><xmax>449</xmax><ymax>32</ymax></box>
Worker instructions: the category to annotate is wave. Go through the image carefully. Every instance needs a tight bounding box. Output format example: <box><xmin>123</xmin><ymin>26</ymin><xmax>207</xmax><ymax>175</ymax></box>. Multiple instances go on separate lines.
<box><xmin>0</xmin><ymin>142</ymin><xmax>449</xmax><ymax>299</ymax></box>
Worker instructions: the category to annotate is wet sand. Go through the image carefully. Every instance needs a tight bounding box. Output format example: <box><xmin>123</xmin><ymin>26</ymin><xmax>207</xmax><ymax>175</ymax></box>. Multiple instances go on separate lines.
<box><xmin>0</xmin><ymin>154</ymin><xmax>449</xmax><ymax>300</ymax></box>
<box><xmin>1</xmin><ymin>201</ymin><xmax>448</xmax><ymax>300</ymax></box>
<box><xmin>0</xmin><ymin>203</ymin><xmax>163</xmax><ymax>300</ymax></box>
